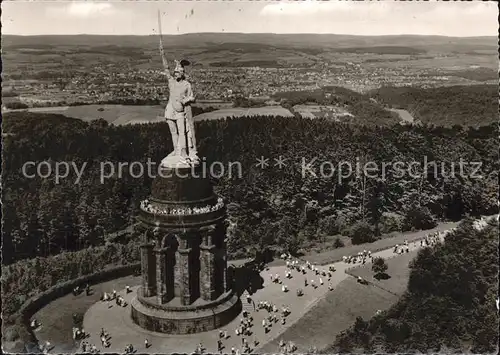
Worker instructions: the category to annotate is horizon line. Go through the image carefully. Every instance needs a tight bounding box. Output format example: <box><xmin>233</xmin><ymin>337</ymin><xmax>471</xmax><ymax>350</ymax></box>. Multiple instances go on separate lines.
<box><xmin>3</xmin><ymin>32</ymin><xmax>496</xmax><ymax>38</ymax></box>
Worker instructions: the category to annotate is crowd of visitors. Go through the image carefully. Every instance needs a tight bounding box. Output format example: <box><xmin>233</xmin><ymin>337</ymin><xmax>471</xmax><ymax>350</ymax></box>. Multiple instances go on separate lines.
<box><xmin>342</xmin><ymin>249</ymin><xmax>373</xmax><ymax>264</ymax></box>
<box><xmin>76</xmin><ymin>287</ymin><xmax>133</xmax><ymax>353</ymax></box>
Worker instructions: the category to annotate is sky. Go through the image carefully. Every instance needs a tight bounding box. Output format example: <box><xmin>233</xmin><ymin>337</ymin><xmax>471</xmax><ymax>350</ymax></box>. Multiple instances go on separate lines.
<box><xmin>2</xmin><ymin>1</ymin><xmax>498</xmax><ymax>37</ymax></box>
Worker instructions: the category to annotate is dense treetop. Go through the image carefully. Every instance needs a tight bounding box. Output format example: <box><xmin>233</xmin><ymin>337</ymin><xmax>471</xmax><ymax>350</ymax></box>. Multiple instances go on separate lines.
<box><xmin>2</xmin><ymin>111</ymin><xmax>497</xmax><ymax>264</ymax></box>
<box><xmin>369</xmin><ymin>84</ymin><xmax>497</xmax><ymax>127</ymax></box>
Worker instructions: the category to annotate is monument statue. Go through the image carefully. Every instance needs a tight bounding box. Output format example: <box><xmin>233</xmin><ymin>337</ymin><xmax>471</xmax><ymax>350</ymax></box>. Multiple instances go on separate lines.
<box><xmin>158</xmin><ymin>13</ymin><xmax>198</xmax><ymax>167</ymax></box>
<box><xmin>130</xmin><ymin>12</ymin><xmax>240</xmax><ymax>334</ymax></box>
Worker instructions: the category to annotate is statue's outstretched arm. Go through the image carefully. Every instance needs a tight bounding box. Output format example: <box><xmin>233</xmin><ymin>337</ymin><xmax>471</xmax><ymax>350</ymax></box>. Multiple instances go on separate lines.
<box><xmin>160</xmin><ymin>47</ymin><xmax>173</xmax><ymax>80</ymax></box>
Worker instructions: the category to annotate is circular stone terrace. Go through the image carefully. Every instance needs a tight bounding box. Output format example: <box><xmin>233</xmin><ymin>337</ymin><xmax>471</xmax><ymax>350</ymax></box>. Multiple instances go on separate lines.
<box><xmin>82</xmin><ymin>267</ymin><xmax>342</xmax><ymax>353</ymax></box>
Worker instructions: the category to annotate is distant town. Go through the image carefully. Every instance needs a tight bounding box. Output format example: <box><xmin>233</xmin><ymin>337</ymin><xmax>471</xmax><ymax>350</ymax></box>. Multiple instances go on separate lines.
<box><xmin>2</xmin><ymin>61</ymin><xmax>494</xmax><ymax>109</ymax></box>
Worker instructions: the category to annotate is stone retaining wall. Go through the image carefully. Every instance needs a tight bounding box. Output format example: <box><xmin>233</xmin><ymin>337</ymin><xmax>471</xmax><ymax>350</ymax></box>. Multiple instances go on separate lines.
<box><xmin>6</xmin><ymin>263</ymin><xmax>141</xmax><ymax>347</ymax></box>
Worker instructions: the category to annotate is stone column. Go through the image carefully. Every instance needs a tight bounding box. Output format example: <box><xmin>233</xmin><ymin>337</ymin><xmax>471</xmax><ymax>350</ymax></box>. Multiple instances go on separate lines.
<box><xmin>222</xmin><ymin>238</ymin><xmax>228</xmax><ymax>292</ymax></box>
<box><xmin>165</xmin><ymin>247</ymin><xmax>175</xmax><ymax>302</ymax></box>
<box><xmin>177</xmin><ymin>238</ymin><xmax>192</xmax><ymax>305</ymax></box>
<box><xmin>226</xmin><ymin>265</ymin><xmax>234</xmax><ymax>293</ymax></box>
<box><xmin>140</xmin><ymin>243</ymin><xmax>156</xmax><ymax>297</ymax></box>
<box><xmin>200</xmin><ymin>231</ymin><xmax>217</xmax><ymax>301</ymax></box>
<box><xmin>156</xmin><ymin>248</ymin><xmax>168</xmax><ymax>304</ymax></box>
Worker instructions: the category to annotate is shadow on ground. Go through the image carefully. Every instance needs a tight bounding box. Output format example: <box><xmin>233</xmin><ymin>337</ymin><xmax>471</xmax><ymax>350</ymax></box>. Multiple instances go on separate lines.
<box><xmin>230</xmin><ymin>261</ymin><xmax>265</xmax><ymax>297</ymax></box>
<box><xmin>374</xmin><ymin>273</ymin><xmax>391</xmax><ymax>281</ymax></box>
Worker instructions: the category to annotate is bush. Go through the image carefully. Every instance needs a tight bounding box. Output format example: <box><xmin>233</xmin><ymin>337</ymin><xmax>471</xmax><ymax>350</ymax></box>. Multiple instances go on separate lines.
<box><xmin>403</xmin><ymin>206</ymin><xmax>438</xmax><ymax>231</ymax></box>
<box><xmin>347</xmin><ymin>221</ymin><xmax>376</xmax><ymax>245</ymax></box>
<box><xmin>72</xmin><ymin>312</ymin><xmax>84</xmax><ymax>326</ymax></box>
<box><xmin>3</xmin><ymin>326</ymin><xmax>20</xmax><ymax>342</ymax></box>
<box><xmin>307</xmin><ymin>346</ymin><xmax>318</xmax><ymax>354</ymax></box>
<box><xmin>5</xmin><ymin>101</ymin><xmax>29</xmax><ymax>109</ymax></box>
<box><xmin>372</xmin><ymin>257</ymin><xmax>388</xmax><ymax>278</ymax></box>
<box><xmin>318</xmin><ymin>215</ymin><xmax>339</xmax><ymax>235</ymax></box>
<box><xmin>285</xmin><ymin>233</ymin><xmax>303</xmax><ymax>255</ymax></box>
<box><xmin>338</xmin><ymin>214</ymin><xmax>356</xmax><ymax>236</ymax></box>
<box><xmin>333</xmin><ymin>237</ymin><xmax>345</xmax><ymax>248</ymax></box>
<box><xmin>380</xmin><ymin>212</ymin><xmax>403</xmax><ymax>234</ymax></box>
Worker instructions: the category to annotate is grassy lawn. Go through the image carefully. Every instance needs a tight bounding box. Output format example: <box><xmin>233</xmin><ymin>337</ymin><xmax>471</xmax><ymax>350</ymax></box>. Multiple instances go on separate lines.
<box><xmin>258</xmin><ymin>277</ymin><xmax>399</xmax><ymax>353</ymax></box>
<box><xmin>346</xmin><ymin>250</ymin><xmax>420</xmax><ymax>296</ymax></box>
<box><xmin>17</xmin><ymin>105</ymin><xmax>294</xmax><ymax>125</ymax></box>
<box><xmin>22</xmin><ymin>105</ymin><xmax>163</xmax><ymax>125</ymax></box>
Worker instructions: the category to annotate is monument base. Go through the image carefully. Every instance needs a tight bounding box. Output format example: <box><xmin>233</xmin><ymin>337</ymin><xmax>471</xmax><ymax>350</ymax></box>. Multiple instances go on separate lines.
<box><xmin>131</xmin><ymin>290</ymin><xmax>241</xmax><ymax>334</ymax></box>
<box><xmin>160</xmin><ymin>153</ymin><xmax>200</xmax><ymax>169</ymax></box>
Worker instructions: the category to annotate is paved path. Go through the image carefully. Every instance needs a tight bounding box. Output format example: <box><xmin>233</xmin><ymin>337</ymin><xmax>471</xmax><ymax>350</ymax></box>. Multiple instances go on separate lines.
<box><xmin>300</xmin><ymin>221</ymin><xmax>460</xmax><ymax>265</ymax></box>
<box><xmin>81</xmin><ymin>228</ymin><xmax>450</xmax><ymax>354</ymax></box>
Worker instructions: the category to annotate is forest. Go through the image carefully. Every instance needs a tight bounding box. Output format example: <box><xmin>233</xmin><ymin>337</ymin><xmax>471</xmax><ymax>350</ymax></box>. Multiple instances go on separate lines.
<box><xmin>2</xmin><ymin>111</ymin><xmax>497</xmax><ymax>265</ymax></box>
<box><xmin>369</xmin><ymin>84</ymin><xmax>497</xmax><ymax>127</ymax></box>
<box><xmin>273</xmin><ymin>84</ymin><xmax>497</xmax><ymax>127</ymax></box>
<box><xmin>330</xmin><ymin>219</ymin><xmax>499</xmax><ymax>353</ymax></box>
<box><xmin>1</xmin><ymin>111</ymin><xmax>498</xmax><ymax>320</ymax></box>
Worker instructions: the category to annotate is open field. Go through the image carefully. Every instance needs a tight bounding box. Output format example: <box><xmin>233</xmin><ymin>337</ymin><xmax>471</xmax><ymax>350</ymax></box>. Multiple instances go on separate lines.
<box><xmin>3</xmin><ymin>104</ymin><xmax>294</xmax><ymax>125</ymax></box>
<box><xmin>12</xmin><ymin>215</ymin><xmax>495</xmax><ymax>353</ymax></box>
<box><xmin>34</xmin><ymin>258</ymin><xmax>347</xmax><ymax>353</ymax></box>
<box><xmin>30</xmin><ymin>220</ymin><xmax>453</xmax><ymax>350</ymax></box>
<box><xmin>346</xmin><ymin>250</ymin><xmax>420</xmax><ymax>296</ymax></box>
<box><xmin>79</xmin><ymin>242</ymin><xmax>417</xmax><ymax>354</ymax></box>
<box><xmin>388</xmin><ymin>108</ymin><xmax>414</xmax><ymax>124</ymax></box>
<box><xmin>195</xmin><ymin>101</ymin><xmax>234</xmax><ymax>109</ymax></box>
<box><xmin>195</xmin><ymin>106</ymin><xmax>293</xmax><ymax>120</ymax></box>
<box><xmin>4</xmin><ymin>105</ymin><xmax>164</xmax><ymax>125</ymax></box>
<box><xmin>293</xmin><ymin>104</ymin><xmax>354</xmax><ymax>120</ymax></box>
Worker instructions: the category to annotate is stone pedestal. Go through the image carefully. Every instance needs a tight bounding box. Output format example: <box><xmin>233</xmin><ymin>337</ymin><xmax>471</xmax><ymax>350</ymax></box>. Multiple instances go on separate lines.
<box><xmin>132</xmin><ymin>164</ymin><xmax>240</xmax><ymax>334</ymax></box>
